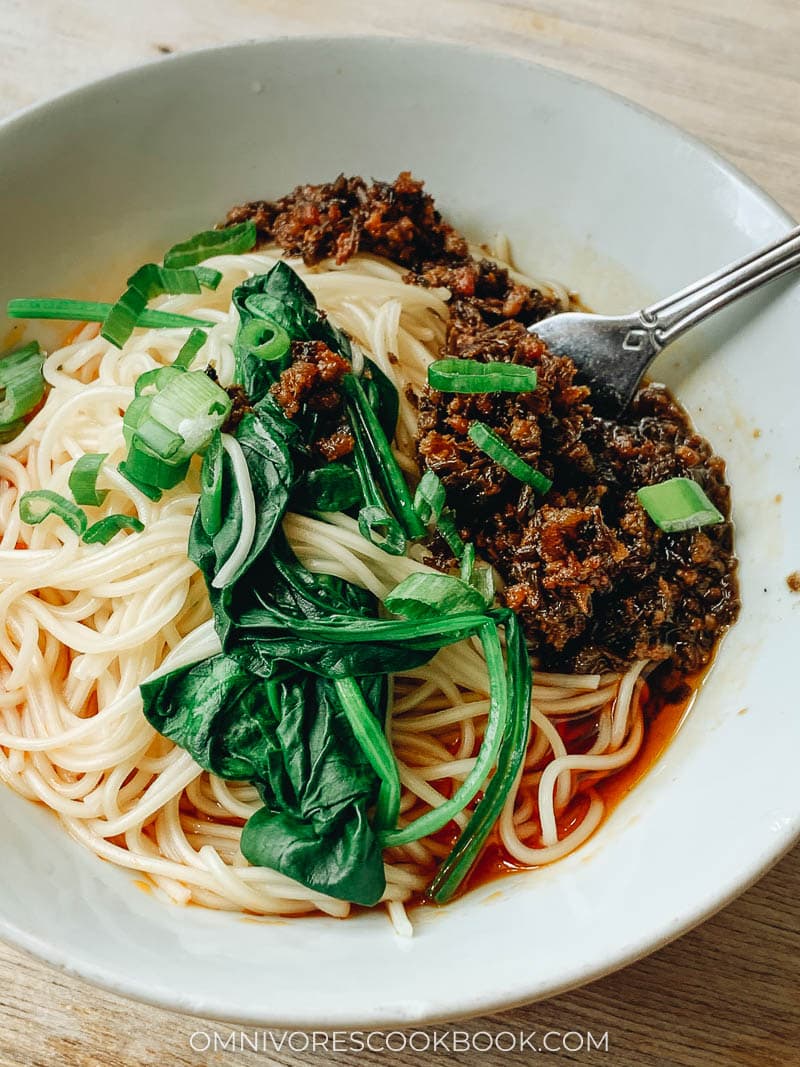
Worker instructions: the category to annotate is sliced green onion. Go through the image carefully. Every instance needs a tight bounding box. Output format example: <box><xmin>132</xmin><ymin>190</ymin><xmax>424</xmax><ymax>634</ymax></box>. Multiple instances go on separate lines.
<box><xmin>428</xmin><ymin>358</ymin><xmax>538</xmax><ymax>394</ymax></box>
<box><xmin>460</xmin><ymin>542</ymin><xmax>476</xmax><ymax>584</ymax></box>
<box><xmin>236</xmin><ymin>318</ymin><xmax>291</xmax><ymax>363</ymax></box>
<box><xmin>147</xmin><ymin>370</ymin><xmax>231</xmax><ymax>456</ymax></box>
<box><xmin>127</xmin><ymin>264</ymin><xmax>199</xmax><ymax>299</ymax></box>
<box><xmin>437</xmin><ymin>508</ymin><xmax>465</xmax><ymax>560</ymax></box>
<box><xmin>334</xmin><ymin>676</ymin><xmax>400</xmax><ymax>832</ymax></box>
<box><xmin>127</xmin><ymin>263</ymin><xmax>222</xmax><ymax>300</ymax></box>
<box><xmin>7</xmin><ymin>299</ymin><xmax>214</xmax><ymax>330</ymax></box>
<box><xmin>123</xmin><ymin>442</ymin><xmax>189</xmax><ymax>490</ymax></box>
<box><xmin>68</xmin><ymin>453</ymin><xmax>108</xmax><ymax>506</ymax></box>
<box><xmin>103</xmin><ymin>264</ymin><xmax>222</xmax><ymax>350</ymax></box>
<box><xmin>469</xmin><ymin>564</ymin><xmax>495</xmax><ymax>608</ymax></box>
<box><xmin>413</xmin><ymin>468</ymin><xmax>446</xmax><ymax>526</ymax></box>
<box><xmin>358</xmin><ymin>505</ymin><xmax>407</xmax><ymax>557</ymax></box>
<box><xmin>637</xmin><ymin>477</ymin><xmax>724</xmax><ymax>532</ymax></box>
<box><xmin>469</xmin><ymin>421</ymin><xmax>552</xmax><ymax>494</ymax></box>
<box><xmin>134</xmin><ymin>366</ymin><xmax>184</xmax><ymax>396</ymax></box>
<box><xmin>0</xmin><ymin>420</ymin><xmax>25</xmax><ymax>444</ymax></box>
<box><xmin>122</xmin><ymin>395</ymin><xmax>152</xmax><ymax>439</ymax></box>
<box><xmin>132</xmin><ymin>417</ymin><xmax>186</xmax><ymax>460</ymax></box>
<box><xmin>122</xmin><ymin>369</ymin><xmax>230</xmax><ymax>497</ymax></box>
<box><xmin>100</xmin><ymin>286</ymin><xmax>147</xmax><ymax>348</ymax></box>
<box><xmin>83</xmin><ymin>514</ymin><xmax>145</xmax><ymax>544</ymax></box>
<box><xmin>0</xmin><ymin>341</ymin><xmax>45</xmax><ymax>435</ymax></box>
<box><xmin>117</xmin><ymin>461</ymin><xmax>163</xmax><ymax>501</ymax></box>
<box><xmin>174</xmin><ymin>328</ymin><xmax>207</xmax><ymax>371</ymax></box>
<box><xmin>194</xmin><ymin>266</ymin><xmax>223</xmax><ymax>290</ymax></box>
<box><xmin>384</xmin><ymin>572</ymin><xmax>488</xmax><ymax>619</ymax></box>
<box><xmin>19</xmin><ymin>490</ymin><xmax>87</xmax><ymax>536</ymax></box>
<box><xmin>199</xmin><ymin>431</ymin><xmax>224</xmax><ymax>537</ymax></box>
<box><xmin>163</xmin><ymin>221</ymin><xmax>257</xmax><ymax>269</ymax></box>
<box><xmin>458</xmin><ymin>542</ymin><xmax>494</xmax><ymax>605</ymax></box>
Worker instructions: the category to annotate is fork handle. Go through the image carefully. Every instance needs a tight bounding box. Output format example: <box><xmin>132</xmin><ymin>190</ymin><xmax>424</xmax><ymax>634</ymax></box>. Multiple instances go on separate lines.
<box><xmin>643</xmin><ymin>224</ymin><xmax>800</xmax><ymax>346</ymax></box>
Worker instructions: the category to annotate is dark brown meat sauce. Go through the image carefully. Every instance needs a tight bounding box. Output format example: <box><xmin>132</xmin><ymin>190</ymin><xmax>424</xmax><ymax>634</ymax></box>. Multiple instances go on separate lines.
<box><xmin>228</xmin><ymin>173</ymin><xmax>740</xmax><ymax>673</ymax></box>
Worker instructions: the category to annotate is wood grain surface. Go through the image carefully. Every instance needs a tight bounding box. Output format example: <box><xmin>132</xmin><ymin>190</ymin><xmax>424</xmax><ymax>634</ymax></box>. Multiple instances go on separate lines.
<box><xmin>0</xmin><ymin>2</ymin><xmax>798</xmax><ymax>1065</ymax></box>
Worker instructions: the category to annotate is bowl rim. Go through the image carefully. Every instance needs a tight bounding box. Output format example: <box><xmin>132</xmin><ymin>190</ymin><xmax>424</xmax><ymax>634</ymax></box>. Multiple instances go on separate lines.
<box><xmin>0</xmin><ymin>33</ymin><xmax>797</xmax><ymax>1027</ymax></box>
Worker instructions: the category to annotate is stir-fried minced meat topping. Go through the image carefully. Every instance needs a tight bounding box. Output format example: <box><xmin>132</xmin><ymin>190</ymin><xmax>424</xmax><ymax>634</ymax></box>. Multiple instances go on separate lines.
<box><xmin>226</xmin><ymin>172</ymin><xmax>739</xmax><ymax>672</ymax></box>
<box><xmin>226</xmin><ymin>171</ymin><xmax>469</xmax><ymax>270</ymax></box>
<box><xmin>418</xmin><ymin>327</ymin><xmax>738</xmax><ymax>672</ymax></box>
<box><xmin>270</xmin><ymin>340</ymin><xmax>354</xmax><ymax>461</ymax></box>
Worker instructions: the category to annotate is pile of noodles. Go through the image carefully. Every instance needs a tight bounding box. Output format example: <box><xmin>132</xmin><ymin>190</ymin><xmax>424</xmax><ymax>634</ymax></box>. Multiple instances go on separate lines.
<box><xmin>0</xmin><ymin>245</ymin><xmax>647</xmax><ymax>936</ymax></box>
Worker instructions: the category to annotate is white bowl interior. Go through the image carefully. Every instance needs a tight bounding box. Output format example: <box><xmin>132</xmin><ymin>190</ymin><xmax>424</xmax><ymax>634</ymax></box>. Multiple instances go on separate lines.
<box><xmin>1</xmin><ymin>38</ymin><xmax>798</xmax><ymax>1026</ymax></box>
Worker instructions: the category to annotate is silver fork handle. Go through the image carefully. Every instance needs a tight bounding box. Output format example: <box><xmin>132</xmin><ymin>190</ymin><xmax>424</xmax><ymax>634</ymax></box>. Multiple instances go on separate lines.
<box><xmin>643</xmin><ymin>224</ymin><xmax>800</xmax><ymax>346</ymax></box>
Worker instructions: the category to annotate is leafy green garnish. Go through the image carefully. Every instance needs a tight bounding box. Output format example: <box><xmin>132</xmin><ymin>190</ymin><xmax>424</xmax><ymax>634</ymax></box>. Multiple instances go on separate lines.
<box><xmin>19</xmin><ymin>490</ymin><xmax>87</xmax><ymax>536</ymax></box>
<box><xmin>142</xmin><ymin>653</ymin><xmax>388</xmax><ymax>905</ymax></box>
<box><xmin>68</xmin><ymin>453</ymin><xmax>109</xmax><ymax>506</ymax></box>
<box><xmin>83</xmin><ymin>514</ymin><xmax>145</xmax><ymax>544</ymax></box>
<box><xmin>163</xmin><ymin>220</ymin><xmax>257</xmax><ymax>269</ymax></box>
<box><xmin>428</xmin><ymin>358</ymin><xmax>538</xmax><ymax>394</ymax></box>
<box><xmin>292</xmin><ymin>463</ymin><xmax>362</xmax><ymax>513</ymax></box>
<box><xmin>7</xmin><ymin>299</ymin><xmax>214</xmax><ymax>330</ymax></box>
<box><xmin>0</xmin><ymin>342</ymin><xmax>46</xmax><ymax>441</ymax></box>
<box><xmin>139</xmin><ymin>261</ymin><xmax>533</xmax><ymax>906</ymax></box>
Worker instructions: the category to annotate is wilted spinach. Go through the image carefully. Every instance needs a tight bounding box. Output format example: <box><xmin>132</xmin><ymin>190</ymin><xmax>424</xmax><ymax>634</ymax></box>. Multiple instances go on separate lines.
<box><xmin>140</xmin><ymin>260</ymin><xmax>530</xmax><ymax>906</ymax></box>
<box><xmin>142</xmin><ymin>652</ymin><xmax>388</xmax><ymax>905</ymax></box>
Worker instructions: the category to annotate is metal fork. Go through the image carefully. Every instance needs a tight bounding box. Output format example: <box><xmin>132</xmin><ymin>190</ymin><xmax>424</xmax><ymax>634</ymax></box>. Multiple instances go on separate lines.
<box><xmin>528</xmin><ymin>224</ymin><xmax>800</xmax><ymax>415</ymax></box>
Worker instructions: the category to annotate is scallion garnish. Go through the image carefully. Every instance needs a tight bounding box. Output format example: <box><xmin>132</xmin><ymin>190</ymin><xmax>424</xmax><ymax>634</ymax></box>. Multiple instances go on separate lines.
<box><xmin>134</xmin><ymin>366</ymin><xmax>184</xmax><ymax>396</ymax></box>
<box><xmin>413</xmin><ymin>469</ymin><xmax>446</xmax><ymax>526</ymax></box>
<box><xmin>0</xmin><ymin>341</ymin><xmax>45</xmax><ymax>441</ymax></box>
<box><xmin>358</xmin><ymin>504</ymin><xmax>407</xmax><ymax>557</ymax></box>
<box><xmin>163</xmin><ymin>220</ymin><xmax>257</xmax><ymax>269</ymax></box>
<box><xmin>428</xmin><ymin>358</ymin><xmax>538</xmax><ymax>394</ymax></box>
<box><xmin>102</xmin><ymin>264</ymin><xmax>222</xmax><ymax>349</ymax></box>
<box><xmin>468</xmin><ymin>421</ymin><xmax>552</xmax><ymax>494</ymax></box>
<box><xmin>132</xmin><ymin>417</ymin><xmax>186</xmax><ymax>460</ymax></box>
<box><xmin>147</xmin><ymin>370</ymin><xmax>230</xmax><ymax>456</ymax></box>
<box><xmin>636</xmin><ymin>477</ymin><xmax>724</xmax><ymax>532</ymax></box>
<box><xmin>7</xmin><ymin>299</ymin><xmax>214</xmax><ymax>330</ymax></box>
<box><xmin>19</xmin><ymin>490</ymin><xmax>87</xmax><ymax>536</ymax></box>
<box><xmin>460</xmin><ymin>542</ymin><xmax>476</xmax><ymax>584</ymax></box>
<box><xmin>100</xmin><ymin>286</ymin><xmax>147</xmax><ymax>349</ymax></box>
<box><xmin>83</xmin><ymin>514</ymin><xmax>145</xmax><ymax>544</ymax></box>
<box><xmin>437</xmin><ymin>508</ymin><xmax>465</xmax><ymax>560</ymax></box>
<box><xmin>120</xmin><ymin>443</ymin><xmax>189</xmax><ymax>490</ymax></box>
<box><xmin>121</xmin><ymin>368</ymin><xmax>231</xmax><ymax>496</ymax></box>
<box><xmin>126</xmin><ymin>263</ymin><xmax>222</xmax><ymax>301</ymax></box>
<box><xmin>343</xmin><ymin>374</ymin><xmax>425</xmax><ymax>543</ymax></box>
<box><xmin>174</xmin><ymin>328</ymin><xmax>208</xmax><ymax>371</ymax></box>
<box><xmin>384</xmin><ymin>571</ymin><xmax>488</xmax><ymax>619</ymax></box>
<box><xmin>236</xmin><ymin>318</ymin><xmax>291</xmax><ymax>364</ymax></box>
<box><xmin>68</xmin><ymin>453</ymin><xmax>109</xmax><ymax>506</ymax></box>
<box><xmin>117</xmin><ymin>461</ymin><xmax>163</xmax><ymax>501</ymax></box>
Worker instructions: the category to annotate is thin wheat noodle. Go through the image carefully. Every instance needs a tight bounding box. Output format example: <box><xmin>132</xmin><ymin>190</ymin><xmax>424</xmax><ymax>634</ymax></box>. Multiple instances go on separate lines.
<box><xmin>0</xmin><ymin>247</ymin><xmax>653</xmax><ymax>935</ymax></box>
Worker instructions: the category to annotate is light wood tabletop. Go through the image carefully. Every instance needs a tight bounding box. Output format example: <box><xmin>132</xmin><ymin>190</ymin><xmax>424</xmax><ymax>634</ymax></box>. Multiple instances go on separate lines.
<box><xmin>1</xmin><ymin>3</ymin><xmax>798</xmax><ymax>1065</ymax></box>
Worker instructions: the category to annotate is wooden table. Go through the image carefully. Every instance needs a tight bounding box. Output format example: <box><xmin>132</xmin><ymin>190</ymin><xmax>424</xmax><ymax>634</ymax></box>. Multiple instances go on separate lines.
<box><xmin>1</xmin><ymin>3</ymin><xmax>798</xmax><ymax>1065</ymax></box>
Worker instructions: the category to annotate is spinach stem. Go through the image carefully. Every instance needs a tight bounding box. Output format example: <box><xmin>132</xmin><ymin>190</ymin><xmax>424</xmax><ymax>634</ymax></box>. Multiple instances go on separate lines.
<box><xmin>334</xmin><ymin>676</ymin><xmax>401</xmax><ymax>832</ymax></box>
<box><xmin>427</xmin><ymin>612</ymin><xmax>533</xmax><ymax>902</ymax></box>
<box><xmin>379</xmin><ymin>621</ymin><xmax>509</xmax><ymax>847</ymax></box>
<box><xmin>344</xmin><ymin>374</ymin><xmax>426</xmax><ymax>541</ymax></box>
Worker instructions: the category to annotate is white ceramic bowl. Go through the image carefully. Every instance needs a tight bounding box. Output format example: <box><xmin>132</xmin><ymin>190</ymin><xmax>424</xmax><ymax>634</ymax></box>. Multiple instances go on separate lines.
<box><xmin>1</xmin><ymin>37</ymin><xmax>798</xmax><ymax>1028</ymax></box>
